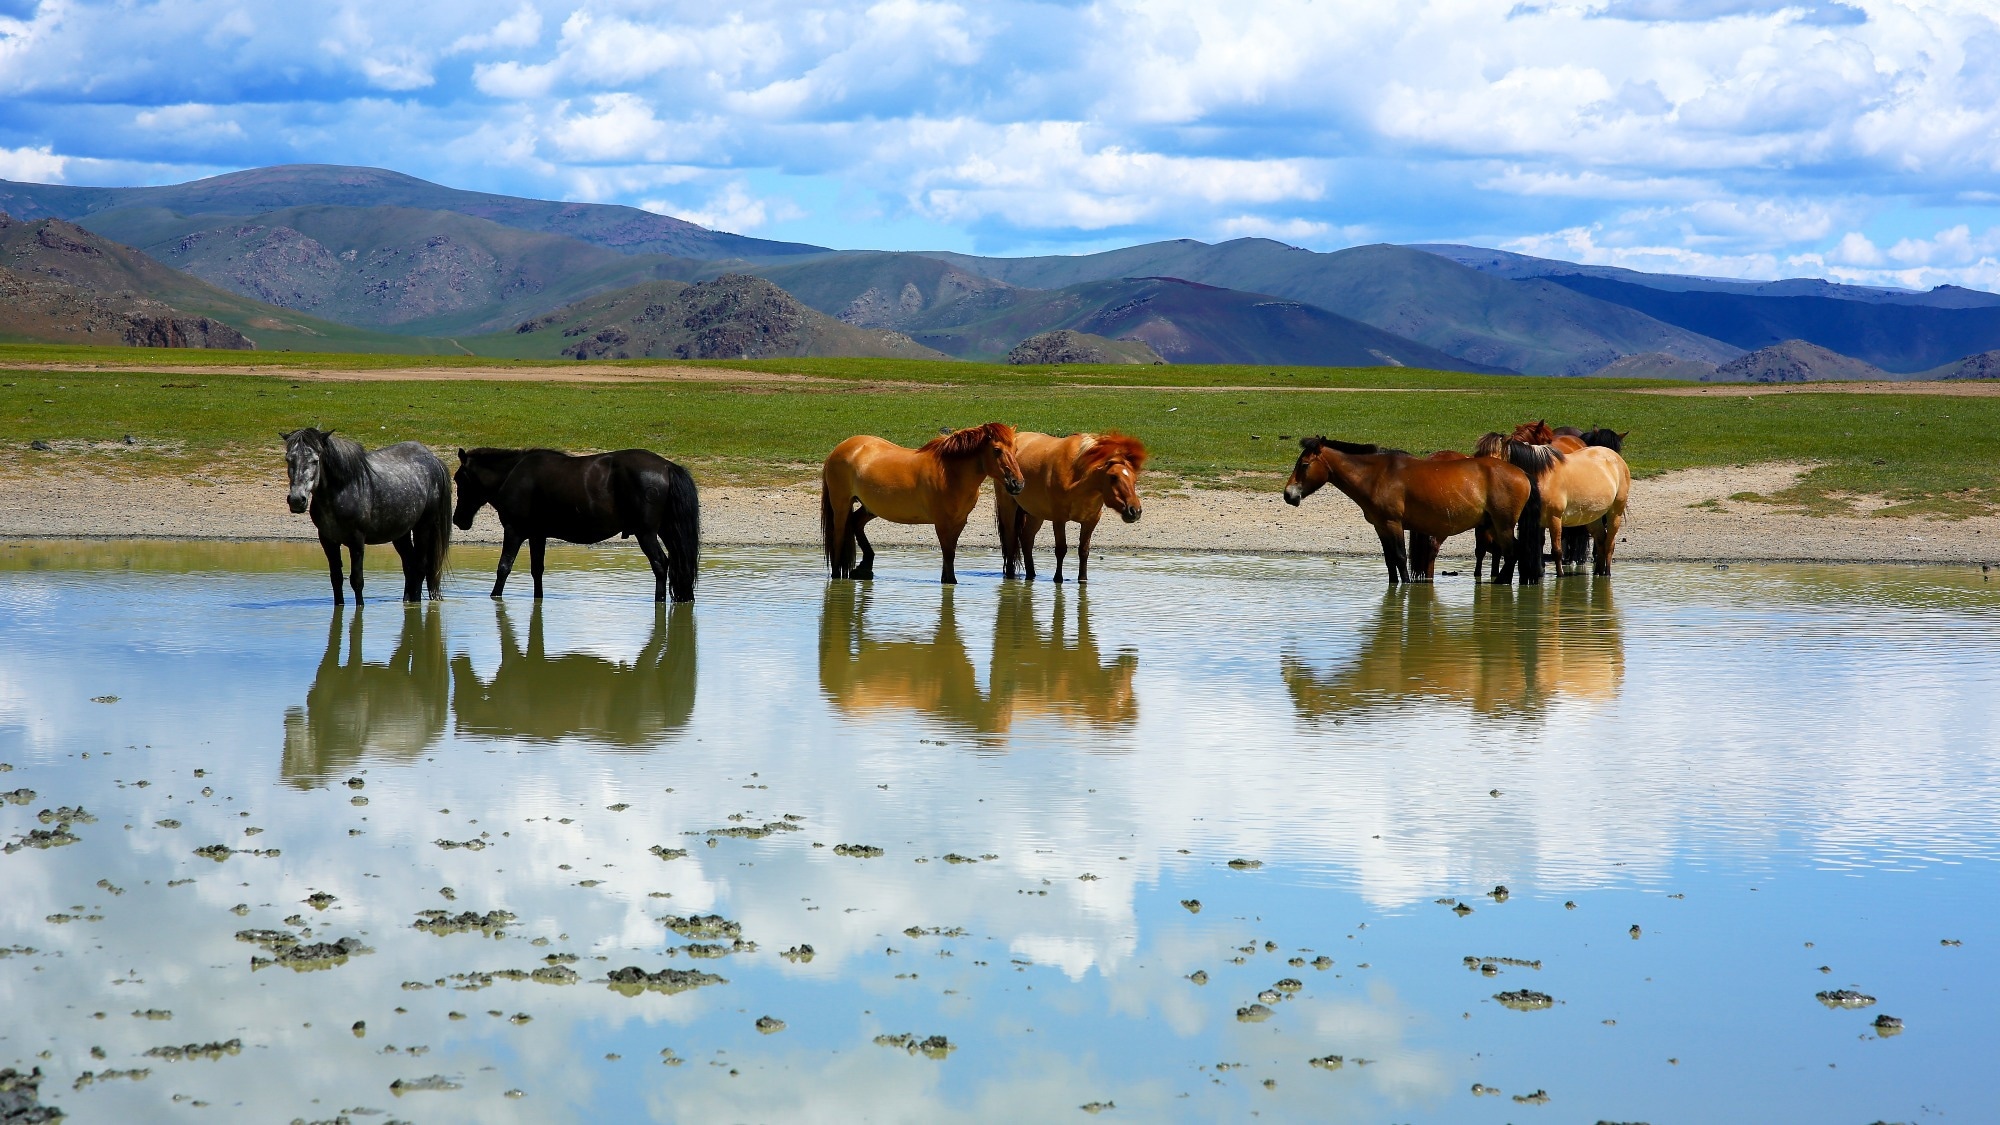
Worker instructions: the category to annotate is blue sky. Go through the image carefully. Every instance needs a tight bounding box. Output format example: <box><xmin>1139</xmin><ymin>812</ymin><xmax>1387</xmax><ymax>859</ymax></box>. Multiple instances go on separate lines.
<box><xmin>1</xmin><ymin>0</ymin><xmax>1997</xmax><ymax>288</ymax></box>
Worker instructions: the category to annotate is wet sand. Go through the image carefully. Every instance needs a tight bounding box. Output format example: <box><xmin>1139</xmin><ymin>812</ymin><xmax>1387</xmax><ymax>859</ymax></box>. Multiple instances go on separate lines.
<box><xmin>2</xmin><ymin>459</ymin><xmax>1996</xmax><ymax>563</ymax></box>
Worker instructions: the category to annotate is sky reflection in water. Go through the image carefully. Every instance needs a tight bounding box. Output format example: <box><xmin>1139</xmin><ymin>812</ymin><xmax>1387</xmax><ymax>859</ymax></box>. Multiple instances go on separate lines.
<box><xmin>0</xmin><ymin>542</ymin><xmax>1995</xmax><ymax>1123</ymax></box>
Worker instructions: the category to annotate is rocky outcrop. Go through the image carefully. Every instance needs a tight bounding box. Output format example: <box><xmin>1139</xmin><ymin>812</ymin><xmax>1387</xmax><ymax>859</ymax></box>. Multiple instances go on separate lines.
<box><xmin>1585</xmin><ymin>351</ymin><xmax>1720</xmax><ymax>380</ymax></box>
<box><xmin>1923</xmin><ymin>349</ymin><xmax>2000</xmax><ymax>379</ymax></box>
<box><xmin>121</xmin><ymin>314</ymin><xmax>251</xmax><ymax>349</ymax></box>
<box><xmin>0</xmin><ymin>265</ymin><xmax>254</xmax><ymax>350</ymax></box>
<box><xmin>1712</xmin><ymin>339</ymin><xmax>1882</xmax><ymax>382</ymax></box>
<box><xmin>1006</xmin><ymin>329</ymin><xmax>1163</xmax><ymax>365</ymax></box>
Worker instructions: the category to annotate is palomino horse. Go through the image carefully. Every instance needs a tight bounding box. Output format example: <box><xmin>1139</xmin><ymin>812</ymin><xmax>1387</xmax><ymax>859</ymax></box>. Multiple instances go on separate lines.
<box><xmin>1283</xmin><ymin>437</ymin><xmax>1531</xmax><ymax>584</ymax></box>
<box><xmin>453</xmin><ymin>448</ymin><xmax>700</xmax><ymax>602</ymax></box>
<box><xmin>1486</xmin><ymin>434</ymin><xmax>1631</xmax><ymax>580</ymax></box>
<box><xmin>822</xmin><ymin>422</ymin><xmax>1025</xmax><ymax>584</ymax></box>
<box><xmin>1498</xmin><ymin>422</ymin><xmax>1630</xmax><ymax>568</ymax></box>
<box><xmin>996</xmin><ymin>432</ymin><xmax>1146</xmax><ymax>584</ymax></box>
<box><xmin>283</xmin><ymin>427</ymin><xmax>452</xmax><ymax>605</ymax></box>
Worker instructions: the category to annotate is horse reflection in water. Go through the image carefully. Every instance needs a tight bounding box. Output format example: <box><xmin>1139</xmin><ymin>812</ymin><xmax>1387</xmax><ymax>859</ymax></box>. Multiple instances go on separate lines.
<box><xmin>282</xmin><ymin>606</ymin><xmax>449</xmax><ymax>787</ymax></box>
<box><xmin>450</xmin><ymin>602</ymin><xmax>696</xmax><ymax>746</ymax></box>
<box><xmin>1283</xmin><ymin>579</ymin><xmax>1623</xmax><ymax>719</ymax></box>
<box><xmin>817</xmin><ymin>583</ymin><xmax>1138</xmax><ymax>737</ymax></box>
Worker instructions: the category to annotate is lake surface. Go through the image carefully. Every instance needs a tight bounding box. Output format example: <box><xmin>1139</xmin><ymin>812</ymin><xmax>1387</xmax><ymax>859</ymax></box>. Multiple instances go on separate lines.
<box><xmin>1</xmin><ymin>541</ymin><xmax>1996</xmax><ymax>1123</ymax></box>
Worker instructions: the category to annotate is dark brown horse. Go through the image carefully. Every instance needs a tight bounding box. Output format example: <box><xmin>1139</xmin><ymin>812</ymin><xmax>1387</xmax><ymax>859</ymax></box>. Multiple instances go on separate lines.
<box><xmin>1283</xmin><ymin>438</ymin><xmax>1531</xmax><ymax>584</ymax></box>
<box><xmin>453</xmin><ymin>448</ymin><xmax>700</xmax><ymax>602</ymax></box>
<box><xmin>1405</xmin><ymin>449</ymin><xmax>1507</xmax><ymax>582</ymax></box>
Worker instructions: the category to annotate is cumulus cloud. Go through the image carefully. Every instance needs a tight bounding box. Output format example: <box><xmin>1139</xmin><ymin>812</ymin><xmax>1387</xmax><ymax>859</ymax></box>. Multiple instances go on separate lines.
<box><xmin>0</xmin><ymin>142</ymin><xmax>64</xmax><ymax>181</ymax></box>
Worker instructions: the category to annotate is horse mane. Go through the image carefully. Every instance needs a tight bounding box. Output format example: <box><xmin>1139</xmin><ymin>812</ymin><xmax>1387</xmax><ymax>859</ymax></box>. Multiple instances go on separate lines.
<box><xmin>1551</xmin><ymin>425</ymin><xmax>1585</xmax><ymax>439</ymax></box>
<box><xmin>1582</xmin><ymin>428</ymin><xmax>1626</xmax><ymax>452</ymax></box>
<box><xmin>1501</xmin><ymin>439</ymin><xmax>1565</xmax><ymax>475</ymax></box>
<box><xmin>921</xmin><ymin>422</ymin><xmax>1015</xmax><ymax>459</ymax></box>
<box><xmin>1473</xmin><ymin>432</ymin><xmax>1508</xmax><ymax>459</ymax></box>
<box><xmin>1077</xmin><ymin>432</ymin><xmax>1148</xmax><ymax>472</ymax></box>
<box><xmin>295</xmin><ymin>426</ymin><xmax>372</xmax><ymax>485</ymax></box>
<box><xmin>1509</xmin><ymin>420</ymin><xmax>1558</xmax><ymax>445</ymax></box>
<box><xmin>1300</xmin><ymin>436</ymin><xmax>1387</xmax><ymax>456</ymax></box>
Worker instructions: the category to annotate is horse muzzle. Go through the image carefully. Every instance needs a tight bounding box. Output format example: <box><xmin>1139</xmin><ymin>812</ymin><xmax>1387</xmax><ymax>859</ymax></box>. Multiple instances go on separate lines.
<box><xmin>1120</xmin><ymin>504</ymin><xmax>1141</xmax><ymax>524</ymax></box>
<box><xmin>287</xmin><ymin>494</ymin><xmax>309</xmax><ymax>514</ymax></box>
<box><xmin>1283</xmin><ymin>484</ymin><xmax>1302</xmax><ymax>507</ymax></box>
<box><xmin>1003</xmin><ymin>476</ymin><xmax>1025</xmax><ymax>496</ymax></box>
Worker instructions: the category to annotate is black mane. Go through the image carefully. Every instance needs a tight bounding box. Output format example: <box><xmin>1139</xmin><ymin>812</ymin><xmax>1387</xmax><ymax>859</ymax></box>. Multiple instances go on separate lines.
<box><xmin>1301</xmin><ymin>436</ymin><xmax>1398</xmax><ymax>457</ymax></box>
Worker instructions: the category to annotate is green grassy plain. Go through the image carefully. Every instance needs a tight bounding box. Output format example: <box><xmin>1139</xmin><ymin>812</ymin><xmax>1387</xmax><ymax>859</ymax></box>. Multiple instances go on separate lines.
<box><xmin>3</xmin><ymin>346</ymin><xmax>1995</xmax><ymax>514</ymax></box>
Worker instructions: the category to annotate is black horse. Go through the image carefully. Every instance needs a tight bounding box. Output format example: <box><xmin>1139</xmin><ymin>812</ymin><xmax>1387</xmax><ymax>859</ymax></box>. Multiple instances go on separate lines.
<box><xmin>283</xmin><ymin>427</ymin><xmax>452</xmax><ymax>605</ymax></box>
<box><xmin>453</xmin><ymin>447</ymin><xmax>700</xmax><ymax>602</ymax></box>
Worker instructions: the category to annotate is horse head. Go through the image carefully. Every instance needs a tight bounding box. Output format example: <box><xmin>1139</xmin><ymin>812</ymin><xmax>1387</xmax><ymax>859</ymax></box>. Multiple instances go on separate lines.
<box><xmin>1509</xmin><ymin>420</ymin><xmax>1557</xmax><ymax>445</ymax></box>
<box><xmin>976</xmin><ymin>423</ymin><xmax>1025</xmax><ymax>495</ymax></box>
<box><xmin>1283</xmin><ymin>437</ymin><xmax>1330</xmax><ymax>506</ymax></box>
<box><xmin>452</xmin><ymin>448</ymin><xmax>497</xmax><ymax>531</ymax></box>
<box><xmin>282</xmin><ymin>427</ymin><xmax>329</xmax><ymax>514</ymax></box>
<box><xmin>1081</xmin><ymin>434</ymin><xmax>1147</xmax><ymax>524</ymax></box>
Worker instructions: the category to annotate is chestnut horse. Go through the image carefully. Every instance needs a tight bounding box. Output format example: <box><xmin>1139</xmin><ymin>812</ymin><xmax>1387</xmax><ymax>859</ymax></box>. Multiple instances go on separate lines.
<box><xmin>996</xmin><ymin>432</ymin><xmax>1146</xmax><ymax>584</ymax></box>
<box><xmin>822</xmin><ymin>422</ymin><xmax>1025</xmax><ymax>584</ymax></box>
<box><xmin>1283</xmin><ymin>438</ymin><xmax>1531</xmax><ymax>585</ymax></box>
<box><xmin>1405</xmin><ymin>449</ymin><xmax>1507</xmax><ymax>583</ymax></box>
<box><xmin>1485</xmin><ymin>434</ymin><xmax>1631</xmax><ymax>580</ymax></box>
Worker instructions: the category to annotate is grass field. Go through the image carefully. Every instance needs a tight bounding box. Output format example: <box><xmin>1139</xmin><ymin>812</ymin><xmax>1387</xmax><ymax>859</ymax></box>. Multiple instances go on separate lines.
<box><xmin>4</xmin><ymin>346</ymin><xmax>1997</xmax><ymax>515</ymax></box>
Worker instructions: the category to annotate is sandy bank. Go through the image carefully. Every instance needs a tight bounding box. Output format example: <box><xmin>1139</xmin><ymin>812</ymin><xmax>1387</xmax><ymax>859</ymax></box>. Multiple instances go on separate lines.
<box><xmin>2</xmin><ymin>460</ymin><xmax>1996</xmax><ymax>564</ymax></box>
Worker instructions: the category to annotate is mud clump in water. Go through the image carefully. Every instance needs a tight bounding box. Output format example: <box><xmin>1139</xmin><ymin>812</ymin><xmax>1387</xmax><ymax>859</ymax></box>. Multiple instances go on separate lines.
<box><xmin>902</xmin><ymin>925</ymin><xmax>969</xmax><ymax>939</ymax></box>
<box><xmin>144</xmin><ymin>1039</ymin><xmax>242</xmax><ymax>1062</ymax></box>
<box><xmin>648</xmin><ymin>846</ymin><xmax>689</xmax><ymax>861</ymax></box>
<box><xmin>1080</xmin><ymin>1101</ymin><xmax>1115</xmax><ymax>1113</ymax></box>
<box><xmin>1</xmin><ymin>789</ymin><xmax>34</xmax><ymax>806</ymax></box>
<box><xmin>131</xmin><ymin>1009</ymin><xmax>172</xmax><ymax>1021</ymax></box>
<box><xmin>4</xmin><ymin>826</ymin><xmax>80</xmax><ymax>853</ymax></box>
<box><xmin>251</xmin><ymin>937</ymin><xmax>370</xmax><ymax>972</ymax></box>
<box><xmin>604</xmin><ymin>965</ymin><xmax>726</xmax><ymax>996</ymax></box>
<box><xmin>942</xmin><ymin>853</ymin><xmax>978</xmax><ymax>864</ymax></box>
<box><xmin>661</xmin><ymin>914</ymin><xmax>742</xmax><ymax>940</ymax></box>
<box><xmin>414</xmin><ymin>910</ymin><xmax>516</xmax><ymax>937</ymax></box>
<box><xmin>1874</xmin><ymin>1014</ymin><xmax>1903</xmax><ymax>1035</ymax></box>
<box><xmin>754</xmin><ymin>1016</ymin><xmax>786</xmax><ymax>1034</ymax></box>
<box><xmin>0</xmin><ymin>1066</ymin><xmax>62</xmax><ymax>1123</ymax></box>
<box><xmin>193</xmin><ymin>844</ymin><xmax>279</xmax><ymax>861</ymax></box>
<box><xmin>1495</xmin><ymin>990</ymin><xmax>1555</xmax><ymax>1011</ymax></box>
<box><xmin>693</xmin><ymin>820</ymin><xmax>801</xmax><ymax>841</ymax></box>
<box><xmin>433</xmin><ymin>838</ymin><xmax>487</xmax><ymax>851</ymax></box>
<box><xmin>781</xmin><ymin>945</ymin><xmax>815</xmax><ymax>962</ymax></box>
<box><xmin>1186</xmin><ymin>970</ymin><xmax>1208</xmax><ymax>985</ymax></box>
<box><xmin>1226</xmin><ymin>859</ymin><xmax>1262</xmax><ymax>870</ymax></box>
<box><xmin>1817</xmin><ymin>990</ymin><xmax>1877</xmax><ymax>1009</ymax></box>
<box><xmin>1181</xmin><ymin>899</ymin><xmax>1201</xmax><ymax>913</ymax></box>
<box><xmin>833</xmin><ymin>844</ymin><xmax>884</xmax><ymax>858</ymax></box>
<box><xmin>389</xmin><ymin>1075</ymin><xmax>462</xmax><ymax>1095</ymax></box>
<box><xmin>303</xmin><ymin>892</ymin><xmax>336</xmax><ymax>910</ymax></box>
<box><xmin>70</xmin><ymin>1068</ymin><xmax>147</xmax><ymax>1091</ymax></box>
<box><xmin>36</xmin><ymin>806</ymin><xmax>94</xmax><ymax>825</ymax></box>
<box><xmin>1308</xmin><ymin>1055</ymin><xmax>1343</xmax><ymax>1070</ymax></box>
<box><xmin>1513</xmin><ymin>1089</ymin><xmax>1550</xmax><ymax>1104</ymax></box>
<box><xmin>875</xmin><ymin>1033</ymin><xmax>955</xmax><ymax>1058</ymax></box>
<box><xmin>1236</xmin><ymin>1003</ymin><xmax>1274</xmax><ymax>1022</ymax></box>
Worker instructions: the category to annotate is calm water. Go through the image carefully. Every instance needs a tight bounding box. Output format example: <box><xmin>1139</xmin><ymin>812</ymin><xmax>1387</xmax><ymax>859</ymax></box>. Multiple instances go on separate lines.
<box><xmin>1</xmin><ymin>541</ymin><xmax>1997</xmax><ymax>1123</ymax></box>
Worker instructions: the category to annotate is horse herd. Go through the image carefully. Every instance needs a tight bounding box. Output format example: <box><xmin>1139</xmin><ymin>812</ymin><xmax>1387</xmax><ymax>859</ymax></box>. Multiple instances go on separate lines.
<box><xmin>279</xmin><ymin>418</ymin><xmax>1626</xmax><ymax>605</ymax></box>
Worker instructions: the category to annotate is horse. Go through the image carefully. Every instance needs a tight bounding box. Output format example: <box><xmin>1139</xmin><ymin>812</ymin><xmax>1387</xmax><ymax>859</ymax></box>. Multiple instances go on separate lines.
<box><xmin>1504</xmin><ymin>422</ymin><xmax>1629</xmax><ymax>567</ymax></box>
<box><xmin>282</xmin><ymin>427</ymin><xmax>452</xmax><ymax>605</ymax></box>
<box><xmin>453</xmin><ymin>448</ymin><xmax>699</xmax><ymax>602</ymax></box>
<box><xmin>1404</xmin><ymin>449</ymin><xmax>1508</xmax><ymax>583</ymax></box>
<box><xmin>1282</xmin><ymin>437</ymin><xmax>1531</xmax><ymax>585</ymax></box>
<box><xmin>1486</xmin><ymin>435</ymin><xmax>1631</xmax><ymax>581</ymax></box>
<box><xmin>821</xmin><ymin>422</ymin><xmax>1025</xmax><ymax>584</ymax></box>
<box><xmin>996</xmin><ymin>432</ymin><xmax>1146</xmax><ymax>584</ymax></box>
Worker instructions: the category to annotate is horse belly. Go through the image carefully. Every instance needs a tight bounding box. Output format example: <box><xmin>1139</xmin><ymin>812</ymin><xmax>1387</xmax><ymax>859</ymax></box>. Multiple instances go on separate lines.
<box><xmin>851</xmin><ymin>480</ymin><xmax>940</xmax><ymax>526</ymax></box>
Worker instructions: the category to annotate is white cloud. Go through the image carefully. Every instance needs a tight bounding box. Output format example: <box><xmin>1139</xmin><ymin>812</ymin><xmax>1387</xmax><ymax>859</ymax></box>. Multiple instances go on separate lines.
<box><xmin>651</xmin><ymin>181</ymin><xmax>806</xmax><ymax>232</ymax></box>
<box><xmin>0</xmin><ymin>143</ymin><xmax>65</xmax><ymax>182</ymax></box>
<box><xmin>132</xmin><ymin>103</ymin><xmax>246</xmax><ymax>140</ymax></box>
<box><xmin>447</xmin><ymin>3</ymin><xmax>541</xmax><ymax>54</ymax></box>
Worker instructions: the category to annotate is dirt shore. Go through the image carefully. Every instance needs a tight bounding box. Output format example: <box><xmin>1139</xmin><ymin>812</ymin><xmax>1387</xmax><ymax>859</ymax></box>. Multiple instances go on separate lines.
<box><xmin>2</xmin><ymin>460</ymin><xmax>1996</xmax><ymax>563</ymax></box>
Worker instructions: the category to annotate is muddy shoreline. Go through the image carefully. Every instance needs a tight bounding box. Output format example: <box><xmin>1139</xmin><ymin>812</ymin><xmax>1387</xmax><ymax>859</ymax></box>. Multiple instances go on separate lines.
<box><xmin>3</xmin><ymin>461</ymin><xmax>1997</xmax><ymax>563</ymax></box>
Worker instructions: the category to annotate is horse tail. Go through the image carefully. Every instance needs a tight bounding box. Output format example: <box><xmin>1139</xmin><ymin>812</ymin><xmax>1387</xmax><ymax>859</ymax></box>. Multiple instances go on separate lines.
<box><xmin>423</xmin><ymin>459</ymin><xmax>453</xmax><ymax>594</ymax></box>
<box><xmin>662</xmin><ymin>460</ymin><xmax>700</xmax><ymax>602</ymax></box>
<box><xmin>1501</xmin><ymin>441</ymin><xmax>1555</xmax><ymax>585</ymax></box>
<box><xmin>821</xmin><ymin>480</ymin><xmax>847</xmax><ymax>578</ymax></box>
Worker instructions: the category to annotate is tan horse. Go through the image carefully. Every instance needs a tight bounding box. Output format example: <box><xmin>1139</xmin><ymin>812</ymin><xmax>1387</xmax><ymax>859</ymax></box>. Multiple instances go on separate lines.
<box><xmin>995</xmin><ymin>432</ymin><xmax>1146</xmax><ymax>584</ymax></box>
<box><xmin>1283</xmin><ymin>437</ymin><xmax>1531</xmax><ymax>584</ymax></box>
<box><xmin>1491</xmin><ymin>436</ymin><xmax>1631</xmax><ymax>579</ymax></box>
<box><xmin>821</xmin><ymin>422</ymin><xmax>1025</xmax><ymax>584</ymax></box>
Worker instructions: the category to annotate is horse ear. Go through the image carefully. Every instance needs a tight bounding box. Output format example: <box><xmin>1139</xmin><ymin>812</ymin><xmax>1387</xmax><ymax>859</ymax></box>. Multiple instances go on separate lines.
<box><xmin>457</xmin><ymin>448</ymin><xmax>467</xmax><ymax>460</ymax></box>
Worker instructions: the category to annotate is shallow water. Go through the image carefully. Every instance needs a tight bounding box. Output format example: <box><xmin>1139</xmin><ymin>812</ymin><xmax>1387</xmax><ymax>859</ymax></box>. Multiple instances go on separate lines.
<box><xmin>1</xmin><ymin>541</ymin><xmax>1996</xmax><ymax>1123</ymax></box>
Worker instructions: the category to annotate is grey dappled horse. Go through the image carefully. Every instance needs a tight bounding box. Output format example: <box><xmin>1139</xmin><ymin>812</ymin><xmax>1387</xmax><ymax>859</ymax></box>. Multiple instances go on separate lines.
<box><xmin>283</xmin><ymin>427</ymin><xmax>453</xmax><ymax>605</ymax></box>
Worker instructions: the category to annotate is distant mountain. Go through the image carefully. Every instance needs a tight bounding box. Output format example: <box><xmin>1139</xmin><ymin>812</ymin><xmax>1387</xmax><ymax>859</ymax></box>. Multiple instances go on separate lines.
<box><xmin>464</xmin><ymin>275</ymin><xmax>948</xmax><ymax>361</ymax></box>
<box><xmin>0</xmin><ymin>164</ymin><xmax>826</xmax><ymax>261</ymax></box>
<box><xmin>1417</xmin><ymin>244</ymin><xmax>2000</xmax><ymax>309</ymax></box>
<box><xmin>1714</xmin><ymin>340</ymin><xmax>1887</xmax><ymax>382</ymax></box>
<box><xmin>712</xmin><ymin>251</ymin><xmax>1017</xmax><ymax>330</ymax></box>
<box><xmin>1585</xmin><ymin>352</ymin><xmax>1719</xmax><ymax>380</ymax></box>
<box><xmin>1007</xmin><ymin>330</ymin><xmax>1162</xmax><ymax>365</ymax></box>
<box><xmin>0</xmin><ymin>211</ymin><xmax>454</xmax><ymax>352</ymax></box>
<box><xmin>1918</xmin><ymin>350</ymin><xmax>2000</xmax><ymax>380</ymax></box>
<box><xmin>80</xmin><ymin>204</ymin><xmax>705</xmax><ymax>336</ymax></box>
<box><xmin>925</xmin><ymin>239</ymin><xmax>1740</xmax><ymax>375</ymax></box>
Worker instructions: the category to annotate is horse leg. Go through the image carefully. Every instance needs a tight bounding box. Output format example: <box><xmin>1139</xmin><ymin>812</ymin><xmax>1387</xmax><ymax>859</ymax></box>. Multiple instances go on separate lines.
<box><xmin>637</xmin><ymin>529</ymin><xmax>670</xmax><ymax>601</ymax></box>
<box><xmin>1076</xmin><ymin>520</ymin><xmax>1097</xmax><ymax>584</ymax></box>
<box><xmin>1051</xmin><ymin>521</ymin><xmax>1069</xmax><ymax>584</ymax></box>
<box><xmin>320</xmin><ymin>538</ymin><xmax>345</xmax><ymax>606</ymax></box>
<box><xmin>851</xmin><ymin>508</ymin><xmax>877</xmax><ymax>581</ymax></box>
<box><xmin>1596</xmin><ymin>510</ymin><xmax>1623</xmax><ymax>576</ymax></box>
<box><xmin>393</xmin><ymin>533</ymin><xmax>420</xmax><ymax>603</ymax></box>
<box><xmin>347</xmin><ymin>541</ymin><xmax>365</xmax><ymax>605</ymax></box>
<box><xmin>1374</xmin><ymin>524</ymin><xmax>1405</xmax><ymax>584</ymax></box>
<box><xmin>1546</xmin><ymin>517</ymin><xmax>1567</xmax><ymax>577</ymax></box>
<box><xmin>493</xmin><ymin>530</ymin><xmax>524</xmax><ymax>598</ymax></box>
<box><xmin>936</xmin><ymin>519</ymin><xmax>964</xmax><ymax>585</ymax></box>
<box><xmin>1020</xmin><ymin>515</ymin><xmax>1043</xmax><ymax>581</ymax></box>
<box><xmin>997</xmin><ymin>493</ymin><xmax>1020</xmax><ymax>579</ymax></box>
<box><xmin>529</xmin><ymin>537</ymin><xmax>548</xmax><ymax>600</ymax></box>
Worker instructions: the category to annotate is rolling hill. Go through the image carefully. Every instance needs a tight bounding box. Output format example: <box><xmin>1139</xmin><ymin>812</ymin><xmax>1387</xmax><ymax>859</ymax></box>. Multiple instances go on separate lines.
<box><xmin>464</xmin><ymin>275</ymin><xmax>948</xmax><ymax>361</ymax></box>
<box><xmin>0</xmin><ymin>164</ymin><xmax>826</xmax><ymax>261</ymax></box>
<box><xmin>922</xmin><ymin>239</ymin><xmax>1742</xmax><ymax>375</ymax></box>
<box><xmin>80</xmin><ymin>204</ymin><xmax>707</xmax><ymax>336</ymax></box>
<box><xmin>0</xmin><ymin>211</ymin><xmax>458</xmax><ymax>352</ymax></box>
